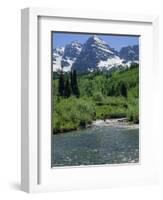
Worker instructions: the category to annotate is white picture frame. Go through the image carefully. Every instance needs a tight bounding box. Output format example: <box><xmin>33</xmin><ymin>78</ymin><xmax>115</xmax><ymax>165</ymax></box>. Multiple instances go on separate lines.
<box><xmin>21</xmin><ymin>7</ymin><xmax>159</xmax><ymax>193</ymax></box>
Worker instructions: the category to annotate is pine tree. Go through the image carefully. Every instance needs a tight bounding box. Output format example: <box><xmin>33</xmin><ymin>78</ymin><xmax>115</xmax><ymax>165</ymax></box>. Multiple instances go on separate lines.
<box><xmin>71</xmin><ymin>70</ymin><xmax>80</xmax><ymax>97</ymax></box>
<box><xmin>64</xmin><ymin>78</ymin><xmax>71</xmax><ymax>98</ymax></box>
<box><xmin>70</xmin><ymin>71</ymin><xmax>73</xmax><ymax>92</ymax></box>
<box><xmin>58</xmin><ymin>72</ymin><xmax>64</xmax><ymax>96</ymax></box>
<box><xmin>120</xmin><ymin>82</ymin><xmax>127</xmax><ymax>98</ymax></box>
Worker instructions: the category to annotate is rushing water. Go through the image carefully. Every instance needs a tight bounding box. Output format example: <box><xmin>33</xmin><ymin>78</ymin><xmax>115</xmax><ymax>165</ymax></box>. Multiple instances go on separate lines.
<box><xmin>51</xmin><ymin>123</ymin><xmax>139</xmax><ymax>167</ymax></box>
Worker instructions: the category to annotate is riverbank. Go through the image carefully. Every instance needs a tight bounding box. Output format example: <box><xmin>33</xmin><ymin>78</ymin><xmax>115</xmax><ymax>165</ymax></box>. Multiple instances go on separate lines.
<box><xmin>53</xmin><ymin>117</ymin><xmax>139</xmax><ymax>134</ymax></box>
<box><xmin>92</xmin><ymin>118</ymin><xmax>139</xmax><ymax>129</ymax></box>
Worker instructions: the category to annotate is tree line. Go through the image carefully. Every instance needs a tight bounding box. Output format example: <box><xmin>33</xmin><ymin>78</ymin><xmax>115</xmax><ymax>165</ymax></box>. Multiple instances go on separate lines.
<box><xmin>58</xmin><ymin>70</ymin><xmax>80</xmax><ymax>98</ymax></box>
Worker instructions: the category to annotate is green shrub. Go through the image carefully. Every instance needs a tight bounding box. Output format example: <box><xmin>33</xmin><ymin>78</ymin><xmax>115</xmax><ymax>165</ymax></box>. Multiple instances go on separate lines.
<box><xmin>127</xmin><ymin>103</ymin><xmax>139</xmax><ymax>123</ymax></box>
<box><xmin>53</xmin><ymin>97</ymin><xmax>95</xmax><ymax>133</ymax></box>
<box><xmin>95</xmin><ymin>105</ymin><xmax>127</xmax><ymax>119</ymax></box>
<box><xmin>105</xmin><ymin>96</ymin><xmax>127</xmax><ymax>107</ymax></box>
<box><xmin>92</xmin><ymin>92</ymin><xmax>105</xmax><ymax>105</ymax></box>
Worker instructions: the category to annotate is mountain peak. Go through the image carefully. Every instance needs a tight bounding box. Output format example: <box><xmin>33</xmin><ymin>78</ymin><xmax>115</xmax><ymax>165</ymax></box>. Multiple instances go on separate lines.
<box><xmin>63</xmin><ymin>40</ymin><xmax>82</xmax><ymax>60</ymax></box>
<box><xmin>71</xmin><ymin>36</ymin><xmax>117</xmax><ymax>73</ymax></box>
<box><xmin>53</xmin><ymin>47</ymin><xmax>64</xmax><ymax>55</ymax></box>
<box><xmin>67</xmin><ymin>40</ymin><xmax>82</xmax><ymax>49</ymax></box>
<box><xmin>119</xmin><ymin>45</ymin><xmax>139</xmax><ymax>62</ymax></box>
<box><xmin>70</xmin><ymin>40</ymin><xmax>81</xmax><ymax>45</ymax></box>
<box><xmin>86</xmin><ymin>35</ymin><xmax>107</xmax><ymax>45</ymax></box>
<box><xmin>90</xmin><ymin>35</ymin><xmax>102</xmax><ymax>41</ymax></box>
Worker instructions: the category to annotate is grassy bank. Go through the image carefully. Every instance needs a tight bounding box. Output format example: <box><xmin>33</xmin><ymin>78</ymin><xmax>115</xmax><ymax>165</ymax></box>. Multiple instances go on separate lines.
<box><xmin>52</xmin><ymin>65</ymin><xmax>139</xmax><ymax>134</ymax></box>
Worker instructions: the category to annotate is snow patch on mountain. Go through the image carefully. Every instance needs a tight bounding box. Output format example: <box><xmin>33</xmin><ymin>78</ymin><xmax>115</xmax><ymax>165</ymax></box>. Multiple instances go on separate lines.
<box><xmin>98</xmin><ymin>56</ymin><xmax>124</xmax><ymax>70</ymax></box>
<box><xmin>53</xmin><ymin>47</ymin><xmax>64</xmax><ymax>71</ymax></box>
<box><xmin>125</xmin><ymin>60</ymin><xmax>139</xmax><ymax>67</ymax></box>
<box><xmin>61</xmin><ymin>58</ymin><xmax>75</xmax><ymax>72</ymax></box>
<box><xmin>53</xmin><ymin>41</ymin><xmax>82</xmax><ymax>72</ymax></box>
<box><xmin>94</xmin><ymin>45</ymin><xmax>114</xmax><ymax>54</ymax></box>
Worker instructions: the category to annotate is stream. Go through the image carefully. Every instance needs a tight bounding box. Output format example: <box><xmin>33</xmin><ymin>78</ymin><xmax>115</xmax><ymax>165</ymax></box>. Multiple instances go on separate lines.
<box><xmin>52</xmin><ymin>120</ymin><xmax>139</xmax><ymax>167</ymax></box>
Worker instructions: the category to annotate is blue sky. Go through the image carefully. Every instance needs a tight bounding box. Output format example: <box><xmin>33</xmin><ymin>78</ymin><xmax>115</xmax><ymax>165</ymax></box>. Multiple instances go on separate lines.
<box><xmin>52</xmin><ymin>32</ymin><xmax>139</xmax><ymax>51</ymax></box>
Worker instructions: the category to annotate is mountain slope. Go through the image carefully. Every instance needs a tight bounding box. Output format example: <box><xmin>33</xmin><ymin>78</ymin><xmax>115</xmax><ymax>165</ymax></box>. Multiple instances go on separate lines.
<box><xmin>119</xmin><ymin>45</ymin><xmax>139</xmax><ymax>63</ymax></box>
<box><xmin>72</xmin><ymin>36</ymin><xmax>122</xmax><ymax>73</ymax></box>
<box><xmin>53</xmin><ymin>41</ymin><xmax>82</xmax><ymax>72</ymax></box>
<box><xmin>52</xmin><ymin>47</ymin><xmax>64</xmax><ymax>71</ymax></box>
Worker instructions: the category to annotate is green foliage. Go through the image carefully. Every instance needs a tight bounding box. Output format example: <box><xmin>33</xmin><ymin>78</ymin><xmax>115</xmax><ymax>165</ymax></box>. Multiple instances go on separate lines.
<box><xmin>95</xmin><ymin>105</ymin><xmax>127</xmax><ymax>119</ymax></box>
<box><xmin>127</xmin><ymin>104</ymin><xmax>139</xmax><ymax>123</ymax></box>
<box><xmin>94</xmin><ymin>96</ymin><xmax>128</xmax><ymax>119</ymax></box>
<box><xmin>104</xmin><ymin>96</ymin><xmax>127</xmax><ymax>107</ymax></box>
<box><xmin>53</xmin><ymin>65</ymin><xmax>139</xmax><ymax>133</ymax></box>
<box><xmin>92</xmin><ymin>92</ymin><xmax>105</xmax><ymax>105</ymax></box>
<box><xmin>53</xmin><ymin>97</ymin><xmax>95</xmax><ymax>133</ymax></box>
<box><xmin>77</xmin><ymin>66</ymin><xmax>138</xmax><ymax>98</ymax></box>
<box><xmin>127</xmin><ymin>97</ymin><xmax>139</xmax><ymax>123</ymax></box>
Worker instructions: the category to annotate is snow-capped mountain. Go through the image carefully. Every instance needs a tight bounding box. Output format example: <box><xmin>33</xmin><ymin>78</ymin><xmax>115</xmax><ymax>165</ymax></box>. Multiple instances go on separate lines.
<box><xmin>53</xmin><ymin>47</ymin><xmax>64</xmax><ymax>71</ymax></box>
<box><xmin>119</xmin><ymin>45</ymin><xmax>139</xmax><ymax>63</ymax></box>
<box><xmin>72</xmin><ymin>36</ymin><xmax>122</xmax><ymax>73</ymax></box>
<box><xmin>53</xmin><ymin>41</ymin><xmax>82</xmax><ymax>72</ymax></box>
<box><xmin>53</xmin><ymin>35</ymin><xmax>139</xmax><ymax>73</ymax></box>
